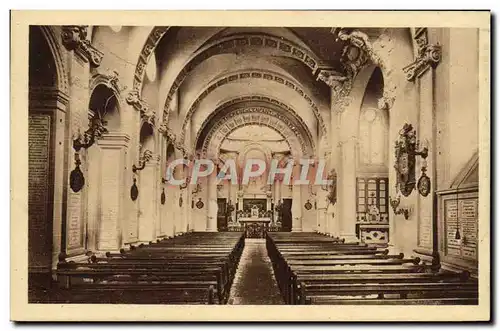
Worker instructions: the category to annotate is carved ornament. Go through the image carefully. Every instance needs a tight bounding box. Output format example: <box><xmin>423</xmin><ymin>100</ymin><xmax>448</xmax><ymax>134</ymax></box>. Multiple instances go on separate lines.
<box><xmin>61</xmin><ymin>25</ymin><xmax>103</xmax><ymax>66</ymax></box>
<box><xmin>403</xmin><ymin>28</ymin><xmax>442</xmax><ymax>81</ymax></box>
<box><xmin>91</xmin><ymin>69</ymin><xmax>127</xmax><ymax>94</ymax></box>
<box><xmin>126</xmin><ymin>90</ymin><xmax>156</xmax><ymax>126</ymax></box>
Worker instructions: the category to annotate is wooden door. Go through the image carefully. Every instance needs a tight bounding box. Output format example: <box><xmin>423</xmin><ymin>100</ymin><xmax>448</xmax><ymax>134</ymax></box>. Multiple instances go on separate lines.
<box><xmin>281</xmin><ymin>198</ymin><xmax>292</xmax><ymax>232</ymax></box>
<box><xmin>217</xmin><ymin>198</ymin><xmax>227</xmax><ymax>231</ymax></box>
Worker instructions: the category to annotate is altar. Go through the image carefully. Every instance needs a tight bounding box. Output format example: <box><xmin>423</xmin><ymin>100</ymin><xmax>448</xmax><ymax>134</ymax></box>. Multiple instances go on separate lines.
<box><xmin>239</xmin><ymin>218</ymin><xmax>271</xmax><ymax>238</ymax></box>
<box><xmin>238</xmin><ymin>205</ymin><xmax>272</xmax><ymax>238</ymax></box>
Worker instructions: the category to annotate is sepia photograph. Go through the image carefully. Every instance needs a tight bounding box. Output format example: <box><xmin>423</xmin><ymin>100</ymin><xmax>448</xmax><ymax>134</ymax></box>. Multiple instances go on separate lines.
<box><xmin>10</xmin><ymin>10</ymin><xmax>490</xmax><ymax>322</ymax></box>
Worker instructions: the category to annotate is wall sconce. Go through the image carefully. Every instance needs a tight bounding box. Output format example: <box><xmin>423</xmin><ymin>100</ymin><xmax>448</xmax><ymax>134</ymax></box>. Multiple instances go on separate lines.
<box><xmin>132</xmin><ymin>149</ymin><xmax>153</xmax><ymax>173</ymax></box>
<box><xmin>179</xmin><ymin>176</ymin><xmax>190</xmax><ymax>190</ymax></box>
<box><xmin>73</xmin><ymin>117</ymin><xmax>108</xmax><ymax>152</ymax></box>
<box><xmin>192</xmin><ymin>182</ymin><xmax>202</xmax><ymax>194</ymax></box>
<box><xmin>389</xmin><ymin>194</ymin><xmax>411</xmax><ymax>220</ymax></box>
<box><xmin>70</xmin><ymin>117</ymin><xmax>108</xmax><ymax>193</ymax></box>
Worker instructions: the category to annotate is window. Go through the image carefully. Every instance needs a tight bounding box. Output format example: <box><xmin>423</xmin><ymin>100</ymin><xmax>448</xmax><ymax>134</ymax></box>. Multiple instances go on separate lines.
<box><xmin>356</xmin><ymin>177</ymin><xmax>389</xmax><ymax>224</ymax></box>
<box><xmin>359</xmin><ymin>107</ymin><xmax>388</xmax><ymax>166</ymax></box>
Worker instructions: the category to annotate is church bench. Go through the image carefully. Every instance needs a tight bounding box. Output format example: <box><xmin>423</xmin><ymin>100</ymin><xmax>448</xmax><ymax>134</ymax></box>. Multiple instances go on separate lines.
<box><xmin>297</xmin><ymin>281</ymin><xmax>478</xmax><ymax>302</ymax></box>
<box><xmin>58</xmin><ymin>262</ymin><xmax>228</xmax><ymax>302</ymax></box>
<box><xmin>280</xmin><ymin>253</ymin><xmax>403</xmax><ymax>260</ymax></box>
<box><xmin>266</xmin><ymin>232</ymin><xmax>477</xmax><ymax>305</ymax></box>
<box><xmin>304</xmin><ymin>296</ymin><xmax>478</xmax><ymax>305</ymax></box>
<box><xmin>52</xmin><ymin>285</ymin><xmax>217</xmax><ymax>304</ymax></box>
<box><xmin>286</xmin><ymin>257</ymin><xmax>420</xmax><ymax>266</ymax></box>
<box><xmin>56</xmin><ymin>232</ymin><xmax>245</xmax><ymax>304</ymax></box>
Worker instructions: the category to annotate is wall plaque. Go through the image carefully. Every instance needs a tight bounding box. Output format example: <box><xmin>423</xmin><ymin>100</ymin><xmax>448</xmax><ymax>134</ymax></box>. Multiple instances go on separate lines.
<box><xmin>444</xmin><ymin>196</ymin><xmax>478</xmax><ymax>260</ymax></box>
<box><xmin>28</xmin><ymin>114</ymin><xmax>53</xmax><ymax>265</ymax></box>
<box><xmin>67</xmin><ymin>191</ymin><xmax>83</xmax><ymax>249</ymax></box>
<box><xmin>28</xmin><ymin>114</ymin><xmax>51</xmax><ymax>222</ymax></box>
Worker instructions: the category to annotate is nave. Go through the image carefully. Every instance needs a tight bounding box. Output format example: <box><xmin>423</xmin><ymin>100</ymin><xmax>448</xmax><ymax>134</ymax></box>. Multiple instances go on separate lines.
<box><xmin>27</xmin><ymin>24</ymin><xmax>482</xmax><ymax>306</ymax></box>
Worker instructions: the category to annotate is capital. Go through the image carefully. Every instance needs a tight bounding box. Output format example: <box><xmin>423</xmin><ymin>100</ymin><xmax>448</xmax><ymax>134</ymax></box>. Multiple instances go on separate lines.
<box><xmin>403</xmin><ymin>28</ymin><xmax>442</xmax><ymax>81</ymax></box>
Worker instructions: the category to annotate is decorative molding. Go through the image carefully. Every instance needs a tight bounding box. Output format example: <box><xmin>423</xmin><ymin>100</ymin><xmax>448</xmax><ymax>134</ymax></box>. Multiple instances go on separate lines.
<box><xmin>126</xmin><ymin>90</ymin><xmax>156</xmax><ymax>126</ymax></box>
<box><xmin>202</xmin><ymin>107</ymin><xmax>313</xmax><ymax>157</ymax></box>
<box><xmin>179</xmin><ymin>70</ymin><xmax>327</xmax><ymax>138</ymax></box>
<box><xmin>61</xmin><ymin>25</ymin><xmax>103</xmax><ymax>66</ymax></box>
<box><xmin>336</xmin><ymin>29</ymin><xmax>372</xmax><ymax>78</ymax></box>
<box><xmin>90</xmin><ymin>69</ymin><xmax>127</xmax><ymax>95</ymax></box>
<box><xmin>192</xmin><ymin>95</ymin><xmax>315</xmax><ymax>151</ymax></box>
<box><xmin>132</xmin><ymin>26</ymin><xmax>170</xmax><ymax>91</ymax></box>
<box><xmin>39</xmin><ymin>26</ymin><xmax>70</xmax><ymax>94</ymax></box>
<box><xmin>159</xmin><ymin>123</ymin><xmax>187</xmax><ymax>156</ymax></box>
<box><xmin>333</xmin><ymin>28</ymin><xmax>401</xmax><ymax>112</ymax></box>
<box><xmin>403</xmin><ymin>28</ymin><xmax>442</xmax><ymax>81</ymax></box>
<box><xmin>163</xmin><ymin>33</ymin><xmax>323</xmax><ymax>123</ymax></box>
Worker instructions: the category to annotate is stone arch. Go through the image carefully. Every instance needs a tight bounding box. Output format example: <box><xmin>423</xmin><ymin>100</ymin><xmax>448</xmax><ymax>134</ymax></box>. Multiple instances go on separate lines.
<box><xmin>88</xmin><ymin>73</ymin><xmax>126</xmax><ymax>132</ymax></box>
<box><xmin>37</xmin><ymin>26</ymin><xmax>70</xmax><ymax>94</ymax></box>
<box><xmin>131</xmin><ymin>26</ymin><xmax>171</xmax><ymax>92</ymax></box>
<box><xmin>203</xmin><ymin>109</ymin><xmax>309</xmax><ymax>160</ymax></box>
<box><xmin>191</xmin><ymin>95</ymin><xmax>315</xmax><ymax>150</ymax></box>
<box><xmin>161</xmin><ymin>33</ymin><xmax>324</xmax><ymax>123</ymax></box>
<box><xmin>180</xmin><ymin>70</ymin><xmax>327</xmax><ymax>139</ymax></box>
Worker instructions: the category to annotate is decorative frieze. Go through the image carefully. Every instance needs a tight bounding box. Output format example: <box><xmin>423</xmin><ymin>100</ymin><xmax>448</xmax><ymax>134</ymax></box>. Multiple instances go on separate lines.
<box><xmin>403</xmin><ymin>28</ymin><xmax>442</xmax><ymax>81</ymax></box>
<box><xmin>126</xmin><ymin>90</ymin><xmax>156</xmax><ymax>126</ymax></box>
<box><xmin>61</xmin><ymin>25</ymin><xmax>103</xmax><ymax>66</ymax></box>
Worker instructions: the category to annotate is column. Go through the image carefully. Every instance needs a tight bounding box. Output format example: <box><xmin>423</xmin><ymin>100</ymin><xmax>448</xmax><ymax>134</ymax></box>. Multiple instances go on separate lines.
<box><xmin>138</xmin><ymin>153</ymin><xmax>159</xmax><ymax>243</ymax></box>
<box><xmin>291</xmin><ymin>164</ymin><xmax>303</xmax><ymax>232</ymax></box>
<box><xmin>316</xmin><ymin>189</ymin><xmax>328</xmax><ymax>234</ymax></box>
<box><xmin>338</xmin><ymin>138</ymin><xmax>358</xmax><ymax>242</ymax></box>
<box><xmin>207</xmin><ymin>174</ymin><xmax>218</xmax><ymax>231</ymax></box>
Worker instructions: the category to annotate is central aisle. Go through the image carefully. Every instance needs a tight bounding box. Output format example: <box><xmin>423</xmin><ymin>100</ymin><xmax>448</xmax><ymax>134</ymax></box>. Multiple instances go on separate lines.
<box><xmin>227</xmin><ymin>239</ymin><xmax>284</xmax><ymax>305</ymax></box>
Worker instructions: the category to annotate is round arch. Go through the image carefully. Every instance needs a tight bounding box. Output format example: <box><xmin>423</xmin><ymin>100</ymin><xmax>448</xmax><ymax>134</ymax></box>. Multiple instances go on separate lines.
<box><xmin>180</xmin><ymin>69</ymin><xmax>327</xmax><ymax>138</ymax></box>
<box><xmin>37</xmin><ymin>26</ymin><xmax>70</xmax><ymax>94</ymax></box>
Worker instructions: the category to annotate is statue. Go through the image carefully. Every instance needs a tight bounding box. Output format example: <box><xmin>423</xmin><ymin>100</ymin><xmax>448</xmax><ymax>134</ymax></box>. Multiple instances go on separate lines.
<box><xmin>251</xmin><ymin>205</ymin><xmax>259</xmax><ymax>218</ymax></box>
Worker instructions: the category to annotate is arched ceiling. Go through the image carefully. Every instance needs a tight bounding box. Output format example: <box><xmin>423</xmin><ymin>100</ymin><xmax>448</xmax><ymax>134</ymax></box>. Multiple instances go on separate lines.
<box><xmin>149</xmin><ymin>26</ymin><xmax>350</xmax><ymax>156</ymax></box>
<box><xmin>196</xmin><ymin>99</ymin><xmax>315</xmax><ymax>158</ymax></box>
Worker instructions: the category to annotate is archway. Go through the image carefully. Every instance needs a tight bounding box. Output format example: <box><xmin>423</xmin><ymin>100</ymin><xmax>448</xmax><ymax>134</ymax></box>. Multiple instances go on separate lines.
<box><xmin>28</xmin><ymin>26</ymin><xmax>69</xmax><ymax>290</ymax></box>
<box><xmin>85</xmin><ymin>83</ymin><xmax>127</xmax><ymax>251</ymax></box>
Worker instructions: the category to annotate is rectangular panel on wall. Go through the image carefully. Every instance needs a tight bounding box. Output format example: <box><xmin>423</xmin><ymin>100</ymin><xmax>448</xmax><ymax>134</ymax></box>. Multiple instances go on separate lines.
<box><xmin>438</xmin><ymin>188</ymin><xmax>478</xmax><ymax>274</ymax></box>
<box><xmin>28</xmin><ymin>113</ymin><xmax>54</xmax><ymax>269</ymax></box>
<box><xmin>98</xmin><ymin>148</ymin><xmax>121</xmax><ymax>250</ymax></box>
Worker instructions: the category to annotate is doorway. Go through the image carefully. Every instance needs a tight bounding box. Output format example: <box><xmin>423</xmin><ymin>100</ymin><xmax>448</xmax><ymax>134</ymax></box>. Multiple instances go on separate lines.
<box><xmin>281</xmin><ymin>199</ymin><xmax>292</xmax><ymax>232</ymax></box>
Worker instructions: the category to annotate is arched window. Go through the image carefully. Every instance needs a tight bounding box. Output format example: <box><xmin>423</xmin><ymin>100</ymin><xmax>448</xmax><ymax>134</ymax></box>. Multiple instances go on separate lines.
<box><xmin>359</xmin><ymin>107</ymin><xmax>388</xmax><ymax>166</ymax></box>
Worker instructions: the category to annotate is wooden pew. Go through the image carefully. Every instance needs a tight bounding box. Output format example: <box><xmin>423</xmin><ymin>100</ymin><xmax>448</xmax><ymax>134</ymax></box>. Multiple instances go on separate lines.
<box><xmin>56</xmin><ymin>231</ymin><xmax>245</xmax><ymax>304</ymax></box>
<box><xmin>266</xmin><ymin>232</ymin><xmax>478</xmax><ymax>305</ymax></box>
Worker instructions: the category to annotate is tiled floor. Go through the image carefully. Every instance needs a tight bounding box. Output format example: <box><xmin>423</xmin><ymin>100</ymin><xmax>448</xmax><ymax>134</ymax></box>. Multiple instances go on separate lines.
<box><xmin>227</xmin><ymin>239</ymin><xmax>284</xmax><ymax>305</ymax></box>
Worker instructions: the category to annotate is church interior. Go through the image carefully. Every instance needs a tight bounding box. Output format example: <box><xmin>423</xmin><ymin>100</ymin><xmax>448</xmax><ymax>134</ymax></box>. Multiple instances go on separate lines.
<box><xmin>28</xmin><ymin>25</ymin><xmax>481</xmax><ymax>305</ymax></box>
